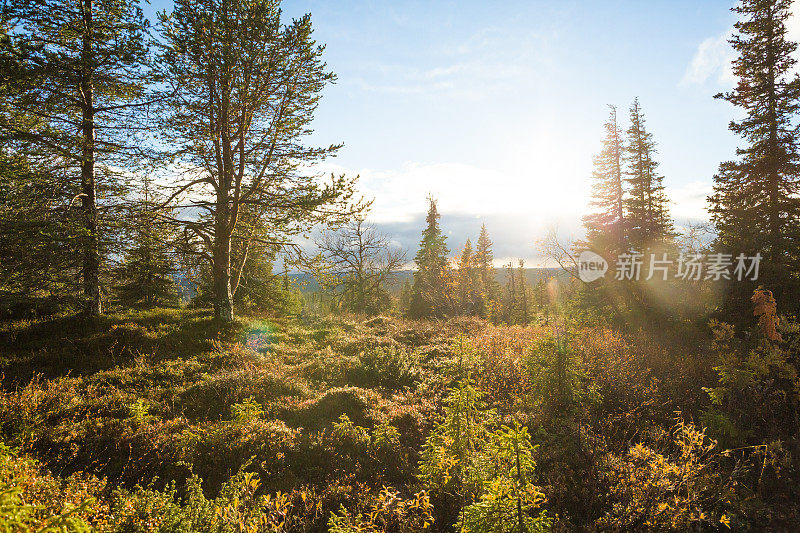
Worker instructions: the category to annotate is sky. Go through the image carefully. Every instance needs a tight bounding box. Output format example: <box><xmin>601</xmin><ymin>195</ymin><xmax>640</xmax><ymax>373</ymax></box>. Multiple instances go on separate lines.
<box><xmin>145</xmin><ymin>0</ymin><xmax>787</xmax><ymax>265</ymax></box>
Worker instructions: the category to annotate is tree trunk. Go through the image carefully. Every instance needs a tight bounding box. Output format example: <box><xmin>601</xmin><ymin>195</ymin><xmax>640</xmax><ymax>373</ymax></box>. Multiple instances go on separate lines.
<box><xmin>213</xmin><ymin>191</ymin><xmax>234</xmax><ymax>322</ymax></box>
<box><xmin>81</xmin><ymin>0</ymin><xmax>101</xmax><ymax>317</ymax></box>
<box><xmin>212</xmin><ymin>239</ymin><xmax>233</xmax><ymax>322</ymax></box>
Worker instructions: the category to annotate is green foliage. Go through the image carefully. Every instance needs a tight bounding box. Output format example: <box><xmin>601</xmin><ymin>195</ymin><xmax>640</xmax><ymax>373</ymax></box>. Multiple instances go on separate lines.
<box><xmin>327</xmin><ymin>487</ymin><xmax>433</xmax><ymax>532</ymax></box>
<box><xmin>459</xmin><ymin>423</ymin><xmax>551</xmax><ymax>533</ymax></box>
<box><xmin>231</xmin><ymin>397</ymin><xmax>265</xmax><ymax>423</ymax></box>
<box><xmin>525</xmin><ymin>330</ymin><xmax>588</xmax><ymax>417</ymax></box>
<box><xmin>127</xmin><ymin>398</ymin><xmax>152</xmax><ymax>426</ymax></box>
<box><xmin>0</xmin><ymin>443</ymin><xmax>99</xmax><ymax>531</ymax></box>
<box><xmin>0</xmin><ymin>153</ymin><xmax>81</xmax><ymax>310</ymax></box>
<box><xmin>110</xmin><ymin>471</ymin><xmax>292</xmax><ymax>532</ymax></box>
<box><xmin>420</xmin><ymin>379</ymin><xmax>550</xmax><ymax>530</ymax></box>
<box><xmin>419</xmin><ymin>378</ymin><xmax>494</xmax><ymax>500</ymax></box>
<box><xmin>703</xmin><ymin>318</ymin><xmax>799</xmax><ymax>447</ymax></box>
<box><xmin>0</xmin><ymin>486</ymin><xmax>92</xmax><ymax>532</ymax></box>
<box><xmin>348</xmin><ymin>346</ymin><xmax>421</xmax><ymax>390</ymax></box>
<box><xmin>115</xmin><ymin>180</ymin><xmax>179</xmax><ymax>309</ymax></box>
<box><xmin>409</xmin><ymin>197</ymin><xmax>450</xmax><ymax>318</ymax></box>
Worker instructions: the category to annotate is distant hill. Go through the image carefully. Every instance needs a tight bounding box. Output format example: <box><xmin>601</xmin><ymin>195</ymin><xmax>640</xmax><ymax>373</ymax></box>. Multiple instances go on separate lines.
<box><xmin>290</xmin><ymin>267</ymin><xmax>568</xmax><ymax>294</ymax></box>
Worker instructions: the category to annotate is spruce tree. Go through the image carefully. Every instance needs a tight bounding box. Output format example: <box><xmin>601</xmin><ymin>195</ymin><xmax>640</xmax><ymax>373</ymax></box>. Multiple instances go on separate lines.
<box><xmin>709</xmin><ymin>0</ymin><xmax>800</xmax><ymax>311</ymax></box>
<box><xmin>454</xmin><ymin>239</ymin><xmax>480</xmax><ymax>316</ymax></box>
<box><xmin>115</xmin><ymin>179</ymin><xmax>178</xmax><ymax>308</ymax></box>
<box><xmin>583</xmin><ymin>105</ymin><xmax>626</xmax><ymax>255</ymax></box>
<box><xmin>408</xmin><ymin>196</ymin><xmax>450</xmax><ymax>318</ymax></box>
<box><xmin>474</xmin><ymin>223</ymin><xmax>499</xmax><ymax>316</ymax></box>
<box><xmin>624</xmin><ymin>98</ymin><xmax>673</xmax><ymax>250</ymax></box>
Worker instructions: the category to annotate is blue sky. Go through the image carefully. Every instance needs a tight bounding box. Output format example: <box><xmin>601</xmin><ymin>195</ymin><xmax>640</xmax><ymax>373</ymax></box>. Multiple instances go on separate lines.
<box><xmin>145</xmin><ymin>0</ymin><xmax>781</xmax><ymax>264</ymax></box>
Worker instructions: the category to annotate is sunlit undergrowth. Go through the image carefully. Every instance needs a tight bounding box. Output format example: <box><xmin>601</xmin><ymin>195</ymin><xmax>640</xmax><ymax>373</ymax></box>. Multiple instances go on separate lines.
<box><xmin>0</xmin><ymin>307</ymin><xmax>798</xmax><ymax>531</ymax></box>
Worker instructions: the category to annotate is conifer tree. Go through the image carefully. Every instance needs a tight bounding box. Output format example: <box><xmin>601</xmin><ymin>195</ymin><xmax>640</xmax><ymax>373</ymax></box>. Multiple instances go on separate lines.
<box><xmin>408</xmin><ymin>197</ymin><xmax>450</xmax><ymax>318</ymax></box>
<box><xmin>624</xmin><ymin>98</ymin><xmax>673</xmax><ymax>250</ymax></box>
<box><xmin>517</xmin><ymin>259</ymin><xmax>529</xmax><ymax>324</ymax></box>
<box><xmin>454</xmin><ymin>239</ymin><xmax>480</xmax><ymax>315</ymax></box>
<box><xmin>709</xmin><ymin>0</ymin><xmax>800</xmax><ymax>311</ymax></box>
<box><xmin>503</xmin><ymin>262</ymin><xmax>517</xmax><ymax>324</ymax></box>
<box><xmin>156</xmin><ymin>0</ymin><xmax>360</xmax><ymax>321</ymax></box>
<box><xmin>115</xmin><ymin>179</ymin><xmax>178</xmax><ymax>308</ymax></box>
<box><xmin>474</xmin><ymin>224</ymin><xmax>499</xmax><ymax>316</ymax></box>
<box><xmin>2</xmin><ymin>0</ymin><xmax>152</xmax><ymax>316</ymax></box>
<box><xmin>583</xmin><ymin>105</ymin><xmax>626</xmax><ymax>255</ymax></box>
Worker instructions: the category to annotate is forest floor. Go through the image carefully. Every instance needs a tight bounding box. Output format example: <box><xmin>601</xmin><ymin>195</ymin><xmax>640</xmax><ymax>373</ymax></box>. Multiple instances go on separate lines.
<box><xmin>0</xmin><ymin>308</ymin><xmax>731</xmax><ymax>531</ymax></box>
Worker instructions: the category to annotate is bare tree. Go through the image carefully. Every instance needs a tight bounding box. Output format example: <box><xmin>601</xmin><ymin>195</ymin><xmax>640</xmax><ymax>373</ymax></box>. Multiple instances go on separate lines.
<box><xmin>675</xmin><ymin>221</ymin><xmax>716</xmax><ymax>255</ymax></box>
<box><xmin>314</xmin><ymin>218</ymin><xmax>406</xmax><ymax>314</ymax></box>
<box><xmin>539</xmin><ymin>227</ymin><xmax>579</xmax><ymax>281</ymax></box>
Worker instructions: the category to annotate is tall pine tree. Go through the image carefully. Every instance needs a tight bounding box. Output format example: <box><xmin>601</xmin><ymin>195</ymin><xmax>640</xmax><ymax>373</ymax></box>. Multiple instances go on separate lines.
<box><xmin>157</xmin><ymin>0</ymin><xmax>360</xmax><ymax>321</ymax></box>
<box><xmin>408</xmin><ymin>196</ymin><xmax>450</xmax><ymax>318</ymax></box>
<box><xmin>624</xmin><ymin>98</ymin><xmax>673</xmax><ymax>250</ymax></box>
<box><xmin>709</xmin><ymin>0</ymin><xmax>800</xmax><ymax>311</ymax></box>
<box><xmin>2</xmin><ymin>0</ymin><xmax>152</xmax><ymax>316</ymax></box>
<box><xmin>583</xmin><ymin>105</ymin><xmax>626</xmax><ymax>255</ymax></box>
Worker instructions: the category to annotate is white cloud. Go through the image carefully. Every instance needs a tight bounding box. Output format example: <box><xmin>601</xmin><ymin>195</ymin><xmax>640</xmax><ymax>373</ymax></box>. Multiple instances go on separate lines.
<box><xmin>683</xmin><ymin>4</ymin><xmax>800</xmax><ymax>88</ymax></box>
<box><xmin>315</xmin><ymin>158</ymin><xmax>588</xmax><ymax>228</ymax></box>
<box><xmin>345</xmin><ymin>26</ymin><xmax>554</xmax><ymax>101</ymax></box>
<box><xmin>670</xmin><ymin>180</ymin><xmax>712</xmax><ymax>221</ymax></box>
<box><xmin>681</xmin><ymin>30</ymin><xmax>735</xmax><ymax>87</ymax></box>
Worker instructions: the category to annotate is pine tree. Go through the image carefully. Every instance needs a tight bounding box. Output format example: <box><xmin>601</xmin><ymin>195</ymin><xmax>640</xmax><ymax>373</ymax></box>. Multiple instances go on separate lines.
<box><xmin>2</xmin><ymin>0</ymin><xmax>152</xmax><ymax>316</ymax></box>
<box><xmin>624</xmin><ymin>98</ymin><xmax>673</xmax><ymax>250</ymax></box>
<box><xmin>408</xmin><ymin>196</ymin><xmax>450</xmax><ymax>318</ymax></box>
<box><xmin>709</xmin><ymin>0</ymin><xmax>800</xmax><ymax>311</ymax></box>
<box><xmin>474</xmin><ymin>224</ymin><xmax>499</xmax><ymax>317</ymax></box>
<box><xmin>583</xmin><ymin>105</ymin><xmax>626</xmax><ymax>255</ymax></box>
<box><xmin>156</xmin><ymin>0</ymin><xmax>360</xmax><ymax>321</ymax></box>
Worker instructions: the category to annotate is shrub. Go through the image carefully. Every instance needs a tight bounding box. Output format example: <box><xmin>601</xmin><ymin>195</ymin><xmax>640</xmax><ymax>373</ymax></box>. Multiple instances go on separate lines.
<box><xmin>0</xmin><ymin>442</ymin><xmax>106</xmax><ymax>530</ymax></box>
<box><xmin>347</xmin><ymin>346</ymin><xmax>421</xmax><ymax>390</ymax></box>
<box><xmin>597</xmin><ymin>420</ymin><xmax>732</xmax><ymax>531</ymax></box>
<box><xmin>291</xmin><ymin>387</ymin><xmax>382</xmax><ymax>430</ymax></box>
<box><xmin>328</xmin><ymin>487</ymin><xmax>433</xmax><ymax>533</ymax></box>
